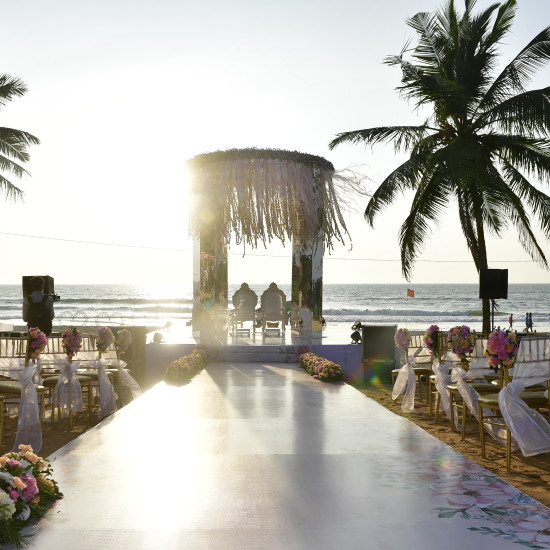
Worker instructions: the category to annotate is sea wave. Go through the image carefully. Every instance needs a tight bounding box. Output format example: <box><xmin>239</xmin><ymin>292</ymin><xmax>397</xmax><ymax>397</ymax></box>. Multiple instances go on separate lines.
<box><xmin>322</xmin><ymin>308</ymin><xmax>482</xmax><ymax>318</ymax></box>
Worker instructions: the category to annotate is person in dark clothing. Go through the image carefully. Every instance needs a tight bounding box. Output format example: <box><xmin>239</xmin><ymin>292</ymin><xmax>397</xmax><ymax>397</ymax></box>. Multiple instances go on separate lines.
<box><xmin>22</xmin><ymin>276</ymin><xmax>55</xmax><ymax>335</ymax></box>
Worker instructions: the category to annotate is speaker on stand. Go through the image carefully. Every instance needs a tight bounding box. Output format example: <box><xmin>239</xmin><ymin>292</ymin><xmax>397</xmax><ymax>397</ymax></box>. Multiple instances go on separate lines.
<box><xmin>479</xmin><ymin>269</ymin><xmax>508</xmax><ymax>330</ymax></box>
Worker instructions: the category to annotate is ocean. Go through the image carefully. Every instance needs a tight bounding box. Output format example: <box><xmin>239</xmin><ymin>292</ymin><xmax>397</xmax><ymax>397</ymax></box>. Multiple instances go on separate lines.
<box><xmin>1</xmin><ymin>283</ymin><xmax>549</xmax><ymax>333</ymax></box>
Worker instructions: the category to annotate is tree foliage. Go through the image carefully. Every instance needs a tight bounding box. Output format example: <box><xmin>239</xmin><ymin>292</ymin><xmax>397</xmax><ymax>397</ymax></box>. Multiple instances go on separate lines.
<box><xmin>0</xmin><ymin>73</ymin><xmax>39</xmax><ymax>200</ymax></box>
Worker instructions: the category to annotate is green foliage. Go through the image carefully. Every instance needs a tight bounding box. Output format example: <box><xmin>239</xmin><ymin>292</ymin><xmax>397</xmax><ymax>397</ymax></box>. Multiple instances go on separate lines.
<box><xmin>0</xmin><ymin>73</ymin><xmax>39</xmax><ymax>201</ymax></box>
<box><xmin>329</xmin><ymin>0</ymin><xmax>550</xmax><ymax>285</ymax></box>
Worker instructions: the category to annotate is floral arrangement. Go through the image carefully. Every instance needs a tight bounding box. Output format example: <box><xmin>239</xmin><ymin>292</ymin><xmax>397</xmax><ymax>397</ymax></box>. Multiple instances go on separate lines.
<box><xmin>164</xmin><ymin>349</ymin><xmax>208</xmax><ymax>386</ymax></box>
<box><xmin>299</xmin><ymin>352</ymin><xmax>344</xmax><ymax>382</ymax></box>
<box><xmin>394</xmin><ymin>328</ymin><xmax>412</xmax><ymax>350</ymax></box>
<box><xmin>447</xmin><ymin>325</ymin><xmax>474</xmax><ymax>360</ymax></box>
<box><xmin>96</xmin><ymin>327</ymin><xmax>114</xmax><ymax>354</ymax></box>
<box><xmin>484</xmin><ymin>330</ymin><xmax>520</xmax><ymax>371</ymax></box>
<box><xmin>115</xmin><ymin>329</ymin><xmax>132</xmax><ymax>356</ymax></box>
<box><xmin>423</xmin><ymin>325</ymin><xmax>439</xmax><ymax>355</ymax></box>
<box><xmin>27</xmin><ymin>328</ymin><xmax>47</xmax><ymax>360</ymax></box>
<box><xmin>62</xmin><ymin>327</ymin><xmax>82</xmax><ymax>358</ymax></box>
<box><xmin>0</xmin><ymin>444</ymin><xmax>62</xmax><ymax>548</ymax></box>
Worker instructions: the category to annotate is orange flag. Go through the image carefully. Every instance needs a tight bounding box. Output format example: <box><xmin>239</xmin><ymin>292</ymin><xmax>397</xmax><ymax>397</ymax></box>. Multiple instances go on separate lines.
<box><xmin>407</xmin><ymin>288</ymin><xmax>415</xmax><ymax>298</ymax></box>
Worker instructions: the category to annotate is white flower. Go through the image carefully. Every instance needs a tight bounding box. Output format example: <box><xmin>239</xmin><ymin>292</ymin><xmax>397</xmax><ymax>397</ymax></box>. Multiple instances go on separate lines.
<box><xmin>16</xmin><ymin>504</ymin><xmax>30</xmax><ymax>521</ymax></box>
<box><xmin>0</xmin><ymin>489</ymin><xmax>16</xmax><ymax>519</ymax></box>
<box><xmin>0</xmin><ymin>471</ymin><xmax>13</xmax><ymax>484</ymax></box>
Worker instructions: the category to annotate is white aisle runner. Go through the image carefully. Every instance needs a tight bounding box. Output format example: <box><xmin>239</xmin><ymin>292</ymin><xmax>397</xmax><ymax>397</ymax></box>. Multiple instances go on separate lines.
<box><xmin>15</xmin><ymin>363</ymin><xmax>550</xmax><ymax>550</ymax></box>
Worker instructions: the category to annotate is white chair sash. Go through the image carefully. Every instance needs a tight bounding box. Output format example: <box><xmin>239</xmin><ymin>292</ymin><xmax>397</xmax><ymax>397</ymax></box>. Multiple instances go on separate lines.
<box><xmin>112</xmin><ymin>359</ymin><xmax>142</xmax><ymax>400</ymax></box>
<box><xmin>452</xmin><ymin>362</ymin><xmax>512</xmax><ymax>447</ymax></box>
<box><xmin>12</xmin><ymin>365</ymin><xmax>42</xmax><ymax>453</ymax></box>
<box><xmin>432</xmin><ymin>356</ymin><xmax>452</xmax><ymax>418</ymax></box>
<box><xmin>51</xmin><ymin>359</ymin><xmax>83</xmax><ymax>412</ymax></box>
<box><xmin>392</xmin><ymin>354</ymin><xmax>416</xmax><ymax>413</ymax></box>
<box><xmin>498</xmin><ymin>337</ymin><xmax>550</xmax><ymax>457</ymax></box>
<box><xmin>84</xmin><ymin>359</ymin><xmax>118</xmax><ymax>419</ymax></box>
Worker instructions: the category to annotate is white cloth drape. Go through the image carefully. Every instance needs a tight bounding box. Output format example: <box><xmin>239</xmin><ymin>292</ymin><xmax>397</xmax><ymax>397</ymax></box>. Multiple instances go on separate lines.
<box><xmin>392</xmin><ymin>354</ymin><xmax>416</xmax><ymax>413</ymax></box>
<box><xmin>12</xmin><ymin>365</ymin><xmax>42</xmax><ymax>453</ymax></box>
<box><xmin>432</xmin><ymin>356</ymin><xmax>452</xmax><ymax>418</ymax></box>
<box><xmin>111</xmin><ymin>360</ymin><xmax>142</xmax><ymax>400</ymax></box>
<box><xmin>80</xmin><ymin>360</ymin><xmax>118</xmax><ymax>419</ymax></box>
<box><xmin>498</xmin><ymin>337</ymin><xmax>550</xmax><ymax>457</ymax></box>
<box><xmin>51</xmin><ymin>359</ymin><xmax>83</xmax><ymax>412</ymax></box>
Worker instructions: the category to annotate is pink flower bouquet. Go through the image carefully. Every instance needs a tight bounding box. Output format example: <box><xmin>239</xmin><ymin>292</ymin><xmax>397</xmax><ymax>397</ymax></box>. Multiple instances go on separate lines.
<box><xmin>423</xmin><ymin>325</ymin><xmax>439</xmax><ymax>355</ymax></box>
<box><xmin>447</xmin><ymin>325</ymin><xmax>474</xmax><ymax>360</ymax></box>
<box><xmin>484</xmin><ymin>330</ymin><xmax>519</xmax><ymax>370</ymax></box>
<box><xmin>115</xmin><ymin>329</ymin><xmax>132</xmax><ymax>356</ymax></box>
<box><xmin>62</xmin><ymin>327</ymin><xmax>82</xmax><ymax>358</ymax></box>
<box><xmin>0</xmin><ymin>444</ymin><xmax>62</xmax><ymax>547</ymax></box>
<box><xmin>394</xmin><ymin>328</ymin><xmax>411</xmax><ymax>350</ymax></box>
<box><xmin>96</xmin><ymin>327</ymin><xmax>114</xmax><ymax>354</ymax></box>
<box><xmin>27</xmin><ymin>328</ymin><xmax>47</xmax><ymax>360</ymax></box>
<box><xmin>299</xmin><ymin>352</ymin><xmax>344</xmax><ymax>382</ymax></box>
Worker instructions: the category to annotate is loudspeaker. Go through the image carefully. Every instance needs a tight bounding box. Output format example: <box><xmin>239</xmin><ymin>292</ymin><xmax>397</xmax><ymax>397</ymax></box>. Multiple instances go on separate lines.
<box><xmin>479</xmin><ymin>269</ymin><xmax>508</xmax><ymax>299</ymax></box>
<box><xmin>22</xmin><ymin>275</ymin><xmax>55</xmax><ymax>297</ymax></box>
<box><xmin>361</xmin><ymin>325</ymin><xmax>397</xmax><ymax>362</ymax></box>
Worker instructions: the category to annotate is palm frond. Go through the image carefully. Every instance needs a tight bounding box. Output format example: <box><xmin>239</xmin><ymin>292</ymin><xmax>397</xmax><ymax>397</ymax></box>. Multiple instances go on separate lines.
<box><xmin>0</xmin><ymin>153</ymin><xmax>29</xmax><ymax>179</ymax></box>
<box><xmin>328</xmin><ymin>125</ymin><xmax>429</xmax><ymax>152</ymax></box>
<box><xmin>480</xmin><ymin>25</ymin><xmax>550</xmax><ymax>109</ymax></box>
<box><xmin>0</xmin><ymin>74</ymin><xmax>28</xmax><ymax>109</ymax></box>
<box><xmin>0</xmin><ymin>173</ymin><xmax>23</xmax><ymax>201</ymax></box>
<box><xmin>364</xmin><ymin>154</ymin><xmax>433</xmax><ymax>226</ymax></box>
<box><xmin>398</xmin><ymin>167</ymin><xmax>452</xmax><ymax>278</ymax></box>
<box><xmin>491</xmin><ymin>134</ymin><xmax>550</xmax><ymax>181</ymax></box>
<box><xmin>476</xmin><ymin>87</ymin><xmax>550</xmax><ymax>134</ymax></box>
<box><xmin>0</xmin><ymin>127</ymin><xmax>40</xmax><ymax>163</ymax></box>
<box><xmin>500</xmin><ymin>159</ymin><xmax>550</xmax><ymax>235</ymax></box>
<box><xmin>484</xmin><ymin>163</ymin><xmax>548</xmax><ymax>267</ymax></box>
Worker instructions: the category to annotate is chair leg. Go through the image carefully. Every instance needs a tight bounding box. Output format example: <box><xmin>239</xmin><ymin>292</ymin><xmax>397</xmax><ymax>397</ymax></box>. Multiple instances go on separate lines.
<box><xmin>506</xmin><ymin>427</ymin><xmax>512</xmax><ymax>473</ymax></box>
<box><xmin>478</xmin><ymin>402</ymin><xmax>487</xmax><ymax>458</ymax></box>
<box><xmin>461</xmin><ymin>399</ymin><xmax>467</xmax><ymax>441</ymax></box>
<box><xmin>434</xmin><ymin>393</ymin><xmax>440</xmax><ymax>423</ymax></box>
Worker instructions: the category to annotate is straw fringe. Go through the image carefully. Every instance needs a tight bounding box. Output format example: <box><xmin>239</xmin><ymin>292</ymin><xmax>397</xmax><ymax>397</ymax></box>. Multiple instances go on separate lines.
<box><xmin>189</xmin><ymin>153</ymin><xmax>361</xmax><ymax>250</ymax></box>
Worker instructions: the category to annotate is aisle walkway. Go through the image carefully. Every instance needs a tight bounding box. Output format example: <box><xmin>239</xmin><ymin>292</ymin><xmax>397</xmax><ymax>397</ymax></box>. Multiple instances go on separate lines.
<box><xmin>21</xmin><ymin>363</ymin><xmax>550</xmax><ymax>549</ymax></box>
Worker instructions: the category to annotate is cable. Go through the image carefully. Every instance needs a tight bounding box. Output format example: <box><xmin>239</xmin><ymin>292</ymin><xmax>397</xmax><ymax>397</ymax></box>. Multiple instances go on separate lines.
<box><xmin>0</xmin><ymin>230</ymin><xmax>535</xmax><ymax>263</ymax></box>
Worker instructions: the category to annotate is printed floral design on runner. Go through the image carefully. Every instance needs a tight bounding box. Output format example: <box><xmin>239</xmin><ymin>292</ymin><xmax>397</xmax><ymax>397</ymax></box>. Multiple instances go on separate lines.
<box><xmin>376</xmin><ymin>451</ymin><xmax>550</xmax><ymax>549</ymax></box>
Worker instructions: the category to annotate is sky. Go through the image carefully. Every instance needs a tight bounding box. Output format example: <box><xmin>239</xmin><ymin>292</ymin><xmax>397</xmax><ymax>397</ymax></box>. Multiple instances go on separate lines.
<box><xmin>1</xmin><ymin>0</ymin><xmax>549</xmax><ymax>287</ymax></box>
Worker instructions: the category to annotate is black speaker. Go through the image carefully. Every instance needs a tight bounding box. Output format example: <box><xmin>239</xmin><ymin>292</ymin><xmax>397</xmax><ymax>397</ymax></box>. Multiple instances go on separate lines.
<box><xmin>479</xmin><ymin>269</ymin><xmax>508</xmax><ymax>299</ymax></box>
<box><xmin>361</xmin><ymin>325</ymin><xmax>397</xmax><ymax>362</ymax></box>
<box><xmin>22</xmin><ymin>275</ymin><xmax>55</xmax><ymax>297</ymax></box>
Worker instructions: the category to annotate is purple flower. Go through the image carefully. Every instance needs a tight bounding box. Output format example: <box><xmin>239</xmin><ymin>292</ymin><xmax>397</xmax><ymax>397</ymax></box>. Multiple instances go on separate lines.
<box><xmin>20</xmin><ymin>475</ymin><xmax>39</xmax><ymax>502</ymax></box>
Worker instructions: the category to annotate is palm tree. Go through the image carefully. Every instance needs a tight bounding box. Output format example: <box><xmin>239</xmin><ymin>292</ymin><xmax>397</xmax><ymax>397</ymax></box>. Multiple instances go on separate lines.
<box><xmin>329</xmin><ymin>0</ymin><xmax>550</xmax><ymax>333</ymax></box>
<box><xmin>0</xmin><ymin>73</ymin><xmax>40</xmax><ymax>200</ymax></box>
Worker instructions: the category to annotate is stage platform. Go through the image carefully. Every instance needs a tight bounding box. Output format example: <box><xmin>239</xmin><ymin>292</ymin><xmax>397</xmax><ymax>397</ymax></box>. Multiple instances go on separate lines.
<box><xmin>13</xmin><ymin>362</ymin><xmax>550</xmax><ymax>549</ymax></box>
<box><xmin>144</xmin><ymin>323</ymin><xmax>368</xmax><ymax>388</ymax></box>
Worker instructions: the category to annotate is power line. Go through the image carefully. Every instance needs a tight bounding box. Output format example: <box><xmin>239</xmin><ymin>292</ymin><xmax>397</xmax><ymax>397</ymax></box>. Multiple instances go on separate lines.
<box><xmin>0</xmin><ymin>230</ymin><xmax>534</xmax><ymax>263</ymax></box>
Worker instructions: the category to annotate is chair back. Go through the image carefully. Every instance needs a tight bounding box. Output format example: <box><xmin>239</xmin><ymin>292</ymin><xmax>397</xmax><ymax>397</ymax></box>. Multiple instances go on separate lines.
<box><xmin>234</xmin><ymin>291</ymin><xmax>257</xmax><ymax>316</ymax></box>
<box><xmin>262</xmin><ymin>291</ymin><xmax>284</xmax><ymax>315</ymax></box>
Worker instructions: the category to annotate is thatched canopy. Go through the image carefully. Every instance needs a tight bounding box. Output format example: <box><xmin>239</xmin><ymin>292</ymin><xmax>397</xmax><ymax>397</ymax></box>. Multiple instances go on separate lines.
<box><xmin>187</xmin><ymin>148</ymin><xmax>351</xmax><ymax>249</ymax></box>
